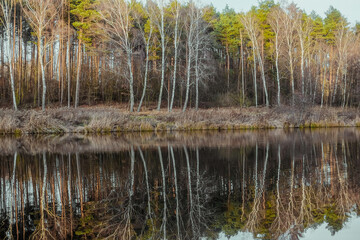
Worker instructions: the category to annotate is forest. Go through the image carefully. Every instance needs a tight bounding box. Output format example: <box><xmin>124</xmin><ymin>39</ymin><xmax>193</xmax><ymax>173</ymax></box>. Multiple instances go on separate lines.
<box><xmin>0</xmin><ymin>0</ymin><xmax>360</xmax><ymax>112</ymax></box>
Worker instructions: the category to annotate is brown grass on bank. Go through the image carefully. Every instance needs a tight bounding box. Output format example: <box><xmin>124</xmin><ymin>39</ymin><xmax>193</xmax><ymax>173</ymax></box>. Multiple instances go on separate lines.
<box><xmin>0</xmin><ymin>106</ymin><xmax>359</xmax><ymax>134</ymax></box>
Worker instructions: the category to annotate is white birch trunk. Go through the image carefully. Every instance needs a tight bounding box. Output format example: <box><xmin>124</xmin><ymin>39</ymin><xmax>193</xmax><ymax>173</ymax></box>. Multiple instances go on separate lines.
<box><xmin>195</xmin><ymin>29</ymin><xmax>200</xmax><ymax>110</ymax></box>
<box><xmin>39</xmin><ymin>35</ymin><xmax>47</xmax><ymax>111</ymax></box>
<box><xmin>170</xmin><ymin>6</ymin><xmax>180</xmax><ymax>112</ymax></box>
<box><xmin>74</xmin><ymin>40</ymin><xmax>82</xmax><ymax>108</ymax></box>
<box><xmin>342</xmin><ymin>62</ymin><xmax>348</xmax><ymax>108</ymax></box>
<box><xmin>137</xmin><ymin>27</ymin><xmax>152</xmax><ymax>112</ymax></box>
<box><xmin>157</xmin><ymin>4</ymin><xmax>166</xmax><ymax>110</ymax></box>
<box><xmin>240</xmin><ymin>32</ymin><xmax>245</xmax><ymax>105</ymax></box>
<box><xmin>253</xmin><ymin>47</ymin><xmax>257</xmax><ymax>107</ymax></box>
<box><xmin>1</xmin><ymin>0</ymin><xmax>17</xmax><ymax>110</ymax></box>
<box><xmin>254</xmin><ymin>42</ymin><xmax>269</xmax><ymax>106</ymax></box>
<box><xmin>127</xmin><ymin>49</ymin><xmax>135</xmax><ymax>112</ymax></box>
<box><xmin>8</xmin><ymin>28</ymin><xmax>17</xmax><ymax>110</ymax></box>
<box><xmin>183</xmin><ymin>26</ymin><xmax>193</xmax><ymax>112</ymax></box>
<box><xmin>321</xmin><ymin>60</ymin><xmax>326</xmax><ymax>108</ymax></box>
<box><xmin>299</xmin><ymin>35</ymin><xmax>305</xmax><ymax>96</ymax></box>
<box><xmin>289</xmin><ymin>48</ymin><xmax>295</xmax><ymax>106</ymax></box>
<box><xmin>275</xmin><ymin>35</ymin><xmax>281</xmax><ymax>106</ymax></box>
<box><xmin>67</xmin><ymin>35</ymin><xmax>71</xmax><ymax>108</ymax></box>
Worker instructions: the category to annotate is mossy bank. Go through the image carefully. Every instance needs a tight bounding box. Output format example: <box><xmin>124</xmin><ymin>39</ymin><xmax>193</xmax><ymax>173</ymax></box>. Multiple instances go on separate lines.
<box><xmin>0</xmin><ymin>106</ymin><xmax>359</xmax><ymax>135</ymax></box>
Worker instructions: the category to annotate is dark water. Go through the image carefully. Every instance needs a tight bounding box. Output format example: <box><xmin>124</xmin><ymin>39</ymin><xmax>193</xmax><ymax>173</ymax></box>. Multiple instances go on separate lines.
<box><xmin>0</xmin><ymin>129</ymin><xmax>360</xmax><ymax>239</ymax></box>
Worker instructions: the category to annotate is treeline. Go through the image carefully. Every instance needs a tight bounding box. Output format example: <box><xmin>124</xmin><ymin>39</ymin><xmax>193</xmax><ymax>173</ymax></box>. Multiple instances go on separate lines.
<box><xmin>0</xmin><ymin>0</ymin><xmax>360</xmax><ymax>112</ymax></box>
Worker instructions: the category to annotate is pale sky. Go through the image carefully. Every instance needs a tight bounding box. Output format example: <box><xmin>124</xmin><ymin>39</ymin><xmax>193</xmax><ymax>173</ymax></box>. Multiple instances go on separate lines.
<box><xmin>210</xmin><ymin>0</ymin><xmax>360</xmax><ymax>25</ymax></box>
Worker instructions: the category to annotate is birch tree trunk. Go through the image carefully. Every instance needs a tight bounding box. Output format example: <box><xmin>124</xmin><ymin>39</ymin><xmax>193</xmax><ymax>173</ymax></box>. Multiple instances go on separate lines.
<box><xmin>183</xmin><ymin>41</ymin><xmax>192</xmax><ymax>112</ymax></box>
<box><xmin>321</xmin><ymin>58</ymin><xmax>326</xmax><ymax>108</ymax></box>
<box><xmin>157</xmin><ymin>1</ymin><xmax>166</xmax><ymax>110</ymax></box>
<box><xmin>39</xmin><ymin>34</ymin><xmax>47</xmax><ymax>111</ymax></box>
<box><xmin>23</xmin><ymin>0</ymin><xmax>60</xmax><ymax>111</ymax></box>
<box><xmin>333</xmin><ymin>62</ymin><xmax>341</xmax><ymax>104</ymax></box>
<box><xmin>282</xmin><ymin>5</ymin><xmax>300</xmax><ymax>106</ymax></box>
<box><xmin>137</xmin><ymin>26</ymin><xmax>153</xmax><ymax>112</ymax></box>
<box><xmin>255</xmin><ymin>42</ymin><xmax>269</xmax><ymax>106</ymax></box>
<box><xmin>289</xmin><ymin>48</ymin><xmax>295</xmax><ymax>105</ymax></box>
<box><xmin>342</xmin><ymin>62</ymin><xmax>348</xmax><ymax>108</ymax></box>
<box><xmin>8</xmin><ymin>28</ymin><xmax>18</xmax><ymax>111</ymax></box>
<box><xmin>1</xmin><ymin>0</ymin><xmax>18</xmax><ymax>110</ymax></box>
<box><xmin>127</xmin><ymin>49</ymin><xmax>135</xmax><ymax>112</ymax></box>
<box><xmin>275</xmin><ymin>34</ymin><xmax>281</xmax><ymax>106</ymax></box>
<box><xmin>253</xmin><ymin>47</ymin><xmax>257</xmax><ymax>107</ymax></box>
<box><xmin>170</xmin><ymin>3</ymin><xmax>180</xmax><ymax>112</ymax></box>
<box><xmin>195</xmin><ymin>25</ymin><xmax>200</xmax><ymax>110</ymax></box>
<box><xmin>67</xmin><ymin>7</ymin><xmax>71</xmax><ymax>108</ymax></box>
<box><xmin>240</xmin><ymin>31</ymin><xmax>245</xmax><ymax>105</ymax></box>
<box><xmin>183</xmin><ymin>8</ymin><xmax>195</xmax><ymax>112</ymax></box>
<box><xmin>99</xmin><ymin>0</ymin><xmax>135</xmax><ymax>112</ymax></box>
<box><xmin>75</xmin><ymin>38</ymin><xmax>82</xmax><ymax>108</ymax></box>
<box><xmin>299</xmin><ymin>34</ymin><xmax>305</xmax><ymax>97</ymax></box>
<box><xmin>241</xmin><ymin>14</ymin><xmax>263</xmax><ymax>107</ymax></box>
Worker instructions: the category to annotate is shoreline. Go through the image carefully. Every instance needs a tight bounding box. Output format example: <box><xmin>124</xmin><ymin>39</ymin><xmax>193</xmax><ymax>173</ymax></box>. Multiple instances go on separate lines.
<box><xmin>0</xmin><ymin>106</ymin><xmax>359</xmax><ymax>135</ymax></box>
<box><xmin>0</xmin><ymin>128</ymin><xmax>359</xmax><ymax>155</ymax></box>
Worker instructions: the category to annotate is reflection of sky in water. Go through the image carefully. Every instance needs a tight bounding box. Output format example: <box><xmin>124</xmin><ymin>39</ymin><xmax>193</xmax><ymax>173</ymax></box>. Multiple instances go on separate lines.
<box><xmin>302</xmin><ymin>214</ymin><xmax>360</xmax><ymax>240</ymax></box>
<box><xmin>217</xmin><ymin>214</ymin><xmax>360</xmax><ymax>240</ymax></box>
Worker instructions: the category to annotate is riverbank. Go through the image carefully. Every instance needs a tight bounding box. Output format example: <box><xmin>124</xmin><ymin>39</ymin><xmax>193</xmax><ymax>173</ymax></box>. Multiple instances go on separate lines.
<box><xmin>0</xmin><ymin>106</ymin><xmax>359</xmax><ymax>134</ymax></box>
<box><xmin>0</xmin><ymin>128</ymin><xmax>359</xmax><ymax>155</ymax></box>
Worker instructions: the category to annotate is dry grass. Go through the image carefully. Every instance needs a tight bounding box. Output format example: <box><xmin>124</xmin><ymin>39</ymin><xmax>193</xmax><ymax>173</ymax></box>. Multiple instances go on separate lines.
<box><xmin>0</xmin><ymin>106</ymin><xmax>358</xmax><ymax>134</ymax></box>
<box><xmin>0</xmin><ymin>109</ymin><xmax>20</xmax><ymax>133</ymax></box>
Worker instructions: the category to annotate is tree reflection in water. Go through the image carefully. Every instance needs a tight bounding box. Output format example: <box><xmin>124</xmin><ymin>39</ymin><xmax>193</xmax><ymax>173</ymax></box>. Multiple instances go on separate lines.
<box><xmin>0</xmin><ymin>129</ymin><xmax>359</xmax><ymax>239</ymax></box>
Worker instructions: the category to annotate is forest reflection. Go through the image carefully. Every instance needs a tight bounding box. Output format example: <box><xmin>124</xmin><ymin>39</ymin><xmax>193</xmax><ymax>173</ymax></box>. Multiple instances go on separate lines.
<box><xmin>0</xmin><ymin>129</ymin><xmax>360</xmax><ymax>239</ymax></box>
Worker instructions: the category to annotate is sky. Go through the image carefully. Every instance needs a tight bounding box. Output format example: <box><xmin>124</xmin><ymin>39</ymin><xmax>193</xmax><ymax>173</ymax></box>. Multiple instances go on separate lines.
<box><xmin>210</xmin><ymin>0</ymin><xmax>360</xmax><ymax>25</ymax></box>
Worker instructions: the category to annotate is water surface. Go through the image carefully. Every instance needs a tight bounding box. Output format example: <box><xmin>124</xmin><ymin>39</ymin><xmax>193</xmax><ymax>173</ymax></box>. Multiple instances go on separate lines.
<box><xmin>0</xmin><ymin>129</ymin><xmax>360</xmax><ymax>239</ymax></box>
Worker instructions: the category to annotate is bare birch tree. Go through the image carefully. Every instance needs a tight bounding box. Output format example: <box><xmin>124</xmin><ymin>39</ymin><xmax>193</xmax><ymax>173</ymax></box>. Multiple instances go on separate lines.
<box><xmin>134</xmin><ymin>3</ymin><xmax>153</xmax><ymax>112</ymax></box>
<box><xmin>333</xmin><ymin>22</ymin><xmax>351</xmax><ymax>104</ymax></box>
<box><xmin>269</xmin><ymin>6</ymin><xmax>284</xmax><ymax>106</ymax></box>
<box><xmin>22</xmin><ymin>0</ymin><xmax>60</xmax><ymax>111</ymax></box>
<box><xmin>67</xmin><ymin>1</ymin><xmax>72</xmax><ymax>108</ymax></box>
<box><xmin>74</xmin><ymin>41</ymin><xmax>82</xmax><ymax>108</ymax></box>
<box><xmin>297</xmin><ymin>11</ymin><xmax>311</xmax><ymax>97</ymax></box>
<box><xmin>99</xmin><ymin>0</ymin><xmax>135</xmax><ymax>112</ymax></box>
<box><xmin>182</xmin><ymin>0</ymin><xmax>196</xmax><ymax>112</ymax></box>
<box><xmin>169</xmin><ymin>0</ymin><xmax>181</xmax><ymax>112</ymax></box>
<box><xmin>282</xmin><ymin>3</ymin><xmax>300</xmax><ymax>105</ymax></box>
<box><xmin>240</xmin><ymin>30</ymin><xmax>245</xmax><ymax>105</ymax></box>
<box><xmin>241</xmin><ymin>11</ymin><xmax>269</xmax><ymax>106</ymax></box>
<box><xmin>148</xmin><ymin>0</ymin><xmax>167</xmax><ymax>110</ymax></box>
<box><xmin>193</xmin><ymin>3</ymin><xmax>206</xmax><ymax>110</ymax></box>
<box><xmin>0</xmin><ymin>0</ymin><xmax>17</xmax><ymax>110</ymax></box>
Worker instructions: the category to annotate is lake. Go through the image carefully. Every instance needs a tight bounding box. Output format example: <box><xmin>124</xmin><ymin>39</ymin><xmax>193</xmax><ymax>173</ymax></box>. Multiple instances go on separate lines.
<box><xmin>0</xmin><ymin>129</ymin><xmax>360</xmax><ymax>239</ymax></box>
